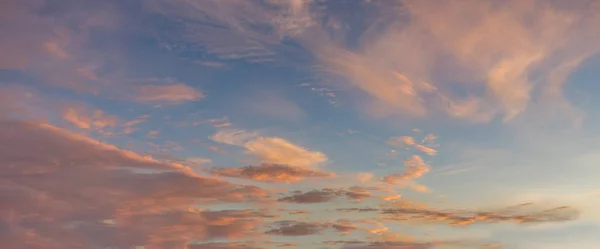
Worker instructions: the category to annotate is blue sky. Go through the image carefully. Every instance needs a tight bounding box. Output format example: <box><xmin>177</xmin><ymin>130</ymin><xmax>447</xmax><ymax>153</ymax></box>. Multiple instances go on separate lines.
<box><xmin>2</xmin><ymin>0</ymin><xmax>600</xmax><ymax>248</ymax></box>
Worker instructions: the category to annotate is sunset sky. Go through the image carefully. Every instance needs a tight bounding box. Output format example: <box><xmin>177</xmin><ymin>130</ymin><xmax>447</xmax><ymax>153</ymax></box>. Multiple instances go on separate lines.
<box><xmin>2</xmin><ymin>0</ymin><xmax>600</xmax><ymax>248</ymax></box>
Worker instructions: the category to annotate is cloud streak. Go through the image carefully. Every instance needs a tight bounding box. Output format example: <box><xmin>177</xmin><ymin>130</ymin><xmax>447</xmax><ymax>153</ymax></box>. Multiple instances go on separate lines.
<box><xmin>210</xmin><ymin>163</ymin><xmax>334</xmax><ymax>184</ymax></box>
<box><xmin>337</xmin><ymin>203</ymin><xmax>579</xmax><ymax>226</ymax></box>
<box><xmin>277</xmin><ymin>187</ymin><xmax>374</xmax><ymax>204</ymax></box>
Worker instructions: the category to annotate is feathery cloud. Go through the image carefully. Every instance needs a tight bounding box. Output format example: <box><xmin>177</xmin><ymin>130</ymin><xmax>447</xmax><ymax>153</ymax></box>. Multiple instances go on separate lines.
<box><xmin>387</xmin><ymin>134</ymin><xmax>438</xmax><ymax>156</ymax></box>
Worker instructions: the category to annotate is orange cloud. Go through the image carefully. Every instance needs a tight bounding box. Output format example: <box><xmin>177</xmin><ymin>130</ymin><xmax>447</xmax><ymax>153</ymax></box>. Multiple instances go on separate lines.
<box><xmin>380</xmin><ymin>194</ymin><xmax>402</xmax><ymax>201</ymax></box>
<box><xmin>209</xmin><ymin>163</ymin><xmax>334</xmax><ymax>184</ymax></box>
<box><xmin>382</xmin><ymin>155</ymin><xmax>431</xmax><ymax>192</ymax></box>
<box><xmin>244</xmin><ymin>137</ymin><xmax>327</xmax><ymax>168</ymax></box>
<box><xmin>62</xmin><ymin>107</ymin><xmax>118</xmax><ymax>129</ymax></box>
<box><xmin>212</xmin><ymin>129</ymin><xmax>327</xmax><ymax>168</ymax></box>
<box><xmin>414</xmin><ymin>145</ymin><xmax>437</xmax><ymax>156</ymax></box>
<box><xmin>387</xmin><ymin>136</ymin><xmax>416</xmax><ymax>147</ymax></box>
<box><xmin>210</xmin><ymin>129</ymin><xmax>331</xmax><ymax>183</ymax></box>
<box><xmin>388</xmin><ymin>134</ymin><xmax>438</xmax><ymax>156</ymax></box>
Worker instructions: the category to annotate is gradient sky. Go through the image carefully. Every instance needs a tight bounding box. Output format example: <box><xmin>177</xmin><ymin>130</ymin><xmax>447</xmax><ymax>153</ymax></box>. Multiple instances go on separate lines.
<box><xmin>2</xmin><ymin>0</ymin><xmax>600</xmax><ymax>249</ymax></box>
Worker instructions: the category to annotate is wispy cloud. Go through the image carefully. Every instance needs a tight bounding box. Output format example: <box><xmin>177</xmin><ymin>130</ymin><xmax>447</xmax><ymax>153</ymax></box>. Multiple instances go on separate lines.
<box><xmin>315</xmin><ymin>0</ymin><xmax>600</xmax><ymax>123</ymax></box>
<box><xmin>388</xmin><ymin>134</ymin><xmax>438</xmax><ymax>156</ymax></box>
<box><xmin>338</xmin><ymin>203</ymin><xmax>579</xmax><ymax>226</ymax></box>
<box><xmin>382</xmin><ymin>155</ymin><xmax>431</xmax><ymax>192</ymax></box>
<box><xmin>162</xmin><ymin>0</ymin><xmax>600</xmax><ymax>123</ymax></box>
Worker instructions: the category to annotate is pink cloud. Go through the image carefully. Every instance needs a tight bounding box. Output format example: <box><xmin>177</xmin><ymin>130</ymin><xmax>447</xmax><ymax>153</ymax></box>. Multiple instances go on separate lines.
<box><xmin>62</xmin><ymin>107</ymin><xmax>118</xmax><ymax>129</ymax></box>
<box><xmin>0</xmin><ymin>120</ymin><xmax>272</xmax><ymax>249</ymax></box>
<box><xmin>212</xmin><ymin>129</ymin><xmax>328</xmax><ymax>168</ymax></box>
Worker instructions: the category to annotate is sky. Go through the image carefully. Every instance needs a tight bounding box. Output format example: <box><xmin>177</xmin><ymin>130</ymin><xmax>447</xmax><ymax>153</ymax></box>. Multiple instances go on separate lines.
<box><xmin>2</xmin><ymin>0</ymin><xmax>600</xmax><ymax>248</ymax></box>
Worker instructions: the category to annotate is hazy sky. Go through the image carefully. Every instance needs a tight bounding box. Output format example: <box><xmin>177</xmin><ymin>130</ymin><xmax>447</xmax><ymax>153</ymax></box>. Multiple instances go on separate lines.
<box><xmin>2</xmin><ymin>0</ymin><xmax>600</xmax><ymax>248</ymax></box>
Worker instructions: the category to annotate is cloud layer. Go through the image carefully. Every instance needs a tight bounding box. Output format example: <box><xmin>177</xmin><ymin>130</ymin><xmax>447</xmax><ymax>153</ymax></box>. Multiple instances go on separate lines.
<box><xmin>2</xmin><ymin>0</ymin><xmax>598</xmax><ymax>248</ymax></box>
<box><xmin>0</xmin><ymin>120</ymin><xmax>271</xmax><ymax>249</ymax></box>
